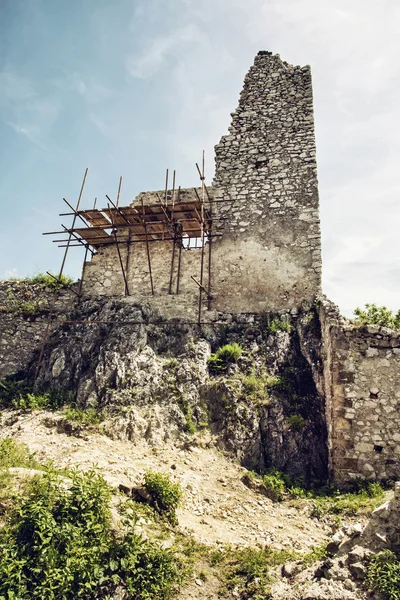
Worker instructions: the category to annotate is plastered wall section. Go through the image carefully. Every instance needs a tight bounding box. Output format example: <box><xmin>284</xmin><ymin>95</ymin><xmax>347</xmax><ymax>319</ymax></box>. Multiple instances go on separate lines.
<box><xmin>0</xmin><ymin>281</ymin><xmax>75</xmax><ymax>380</ymax></box>
<box><xmin>211</xmin><ymin>51</ymin><xmax>322</xmax><ymax>313</ymax></box>
<box><xmin>320</xmin><ymin>301</ymin><xmax>400</xmax><ymax>485</ymax></box>
<box><xmin>81</xmin><ymin>241</ymin><xmax>209</xmax><ymax>320</ymax></box>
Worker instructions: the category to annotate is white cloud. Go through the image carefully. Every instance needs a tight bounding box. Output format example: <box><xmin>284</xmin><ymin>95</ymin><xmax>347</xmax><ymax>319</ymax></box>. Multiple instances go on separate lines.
<box><xmin>0</xmin><ymin>69</ymin><xmax>60</xmax><ymax>149</ymax></box>
<box><xmin>126</xmin><ymin>24</ymin><xmax>202</xmax><ymax>79</ymax></box>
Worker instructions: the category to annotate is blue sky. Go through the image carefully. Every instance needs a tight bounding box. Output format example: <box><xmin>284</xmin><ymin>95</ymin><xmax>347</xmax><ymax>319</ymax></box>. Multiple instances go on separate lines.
<box><xmin>1</xmin><ymin>0</ymin><xmax>399</xmax><ymax>315</ymax></box>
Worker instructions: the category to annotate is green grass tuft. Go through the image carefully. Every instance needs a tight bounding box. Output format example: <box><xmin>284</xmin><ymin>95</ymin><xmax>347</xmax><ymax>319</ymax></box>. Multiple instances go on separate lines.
<box><xmin>144</xmin><ymin>470</ymin><xmax>182</xmax><ymax>522</ymax></box>
<box><xmin>208</xmin><ymin>343</ymin><xmax>242</xmax><ymax>374</ymax></box>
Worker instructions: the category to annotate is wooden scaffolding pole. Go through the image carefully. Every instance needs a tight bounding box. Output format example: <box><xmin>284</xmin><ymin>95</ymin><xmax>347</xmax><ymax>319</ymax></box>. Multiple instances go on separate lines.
<box><xmin>107</xmin><ymin>203</ymin><xmax>130</xmax><ymax>296</ymax></box>
<box><xmin>198</xmin><ymin>152</ymin><xmax>206</xmax><ymax>324</ymax></box>
<box><xmin>35</xmin><ymin>168</ymin><xmax>88</xmax><ymax>382</ymax></box>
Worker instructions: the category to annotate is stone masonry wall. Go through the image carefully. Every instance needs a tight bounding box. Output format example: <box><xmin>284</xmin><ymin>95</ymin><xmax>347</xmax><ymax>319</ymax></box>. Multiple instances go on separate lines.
<box><xmin>82</xmin><ymin>240</ymin><xmax>209</xmax><ymax>320</ymax></box>
<box><xmin>319</xmin><ymin>299</ymin><xmax>400</xmax><ymax>485</ymax></box>
<box><xmin>80</xmin><ymin>52</ymin><xmax>321</xmax><ymax>317</ymax></box>
<box><xmin>0</xmin><ymin>281</ymin><xmax>76</xmax><ymax>380</ymax></box>
<box><xmin>211</xmin><ymin>51</ymin><xmax>321</xmax><ymax>313</ymax></box>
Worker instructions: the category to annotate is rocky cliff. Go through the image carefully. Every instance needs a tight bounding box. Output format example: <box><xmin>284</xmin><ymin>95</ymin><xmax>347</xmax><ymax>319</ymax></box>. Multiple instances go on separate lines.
<box><xmin>0</xmin><ymin>282</ymin><xmax>328</xmax><ymax>485</ymax></box>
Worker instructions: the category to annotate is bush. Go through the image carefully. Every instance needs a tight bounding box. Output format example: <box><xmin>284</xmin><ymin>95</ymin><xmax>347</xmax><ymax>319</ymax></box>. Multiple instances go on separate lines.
<box><xmin>239</xmin><ymin>371</ymin><xmax>281</xmax><ymax>405</ymax></box>
<box><xmin>353</xmin><ymin>304</ymin><xmax>400</xmax><ymax>330</ymax></box>
<box><xmin>262</xmin><ymin>470</ymin><xmax>289</xmax><ymax>502</ymax></box>
<box><xmin>367</xmin><ymin>550</ymin><xmax>400</xmax><ymax>600</ymax></box>
<box><xmin>287</xmin><ymin>414</ymin><xmax>306</xmax><ymax>431</ymax></box>
<box><xmin>27</xmin><ymin>272</ymin><xmax>74</xmax><ymax>289</ymax></box>
<box><xmin>0</xmin><ymin>377</ymin><xmax>73</xmax><ymax>411</ymax></box>
<box><xmin>0</xmin><ymin>469</ymin><xmax>181</xmax><ymax>599</ymax></box>
<box><xmin>144</xmin><ymin>470</ymin><xmax>182</xmax><ymax>521</ymax></box>
<box><xmin>0</xmin><ymin>438</ymin><xmax>42</xmax><ymax>471</ymax></box>
<box><xmin>311</xmin><ymin>482</ymin><xmax>385</xmax><ymax>518</ymax></box>
<box><xmin>267</xmin><ymin>318</ymin><xmax>292</xmax><ymax>334</ymax></box>
<box><xmin>222</xmin><ymin>546</ymin><xmax>273</xmax><ymax>599</ymax></box>
<box><xmin>208</xmin><ymin>343</ymin><xmax>242</xmax><ymax>374</ymax></box>
<box><xmin>63</xmin><ymin>406</ymin><xmax>104</xmax><ymax>426</ymax></box>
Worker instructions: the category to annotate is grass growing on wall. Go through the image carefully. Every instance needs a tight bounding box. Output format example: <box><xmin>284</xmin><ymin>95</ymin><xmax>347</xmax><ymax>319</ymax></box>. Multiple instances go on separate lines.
<box><xmin>6</xmin><ymin>272</ymin><xmax>74</xmax><ymax>289</ymax></box>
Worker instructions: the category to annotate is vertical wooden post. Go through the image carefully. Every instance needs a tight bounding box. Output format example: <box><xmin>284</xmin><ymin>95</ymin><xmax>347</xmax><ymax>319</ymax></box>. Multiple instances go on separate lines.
<box><xmin>58</xmin><ymin>168</ymin><xmax>88</xmax><ymax>280</ymax></box>
<box><xmin>108</xmin><ymin>203</ymin><xmax>130</xmax><ymax>296</ymax></box>
<box><xmin>198</xmin><ymin>151</ymin><xmax>206</xmax><ymax>324</ymax></box>
<box><xmin>141</xmin><ymin>198</ymin><xmax>154</xmax><ymax>295</ymax></box>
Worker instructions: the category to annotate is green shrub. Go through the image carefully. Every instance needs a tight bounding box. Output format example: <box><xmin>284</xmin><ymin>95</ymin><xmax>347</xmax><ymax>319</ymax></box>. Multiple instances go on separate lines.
<box><xmin>208</xmin><ymin>343</ymin><xmax>242</xmax><ymax>374</ymax></box>
<box><xmin>144</xmin><ymin>470</ymin><xmax>182</xmax><ymax>521</ymax></box>
<box><xmin>0</xmin><ymin>389</ymin><xmax>71</xmax><ymax>412</ymax></box>
<box><xmin>64</xmin><ymin>406</ymin><xmax>104</xmax><ymax>426</ymax></box>
<box><xmin>175</xmin><ymin>396</ymin><xmax>197</xmax><ymax>434</ymax></box>
<box><xmin>0</xmin><ymin>377</ymin><xmax>73</xmax><ymax>411</ymax></box>
<box><xmin>300</xmin><ymin>543</ymin><xmax>328</xmax><ymax>566</ymax></box>
<box><xmin>0</xmin><ymin>439</ymin><xmax>47</xmax><ymax>507</ymax></box>
<box><xmin>311</xmin><ymin>482</ymin><xmax>384</xmax><ymax>518</ymax></box>
<box><xmin>0</xmin><ymin>376</ymin><xmax>32</xmax><ymax>406</ymax></box>
<box><xmin>287</xmin><ymin>414</ymin><xmax>306</xmax><ymax>431</ymax></box>
<box><xmin>367</xmin><ymin>550</ymin><xmax>400</xmax><ymax>600</ymax></box>
<box><xmin>0</xmin><ymin>469</ymin><xmax>180</xmax><ymax>599</ymax></box>
<box><xmin>221</xmin><ymin>546</ymin><xmax>273</xmax><ymax>599</ymax></box>
<box><xmin>267</xmin><ymin>318</ymin><xmax>292</xmax><ymax>334</ymax></box>
<box><xmin>353</xmin><ymin>304</ymin><xmax>400</xmax><ymax>330</ymax></box>
<box><xmin>27</xmin><ymin>272</ymin><xmax>74</xmax><ymax>289</ymax></box>
<box><xmin>0</xmin><ymin>438</ymin><xmax>42</xmax><ymax>471</ymax></box>
<box><xmin>4</xmin><ymin>295</ymin><xmax>44</xmax><ymax>316</ymax></box>
<box><xmin>262</xmin><ymin>469</ymin><xmax>289</xmax><ymax>502</ymax></box>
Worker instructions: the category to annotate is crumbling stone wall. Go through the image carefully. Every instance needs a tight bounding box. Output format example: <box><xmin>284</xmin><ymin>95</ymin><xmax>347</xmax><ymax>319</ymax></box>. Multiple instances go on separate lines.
<box><xmin>319</xmin><ymin>299</ymin><xmax>400</xmax><ymax>485</ymax></box>
<box><xmin>82</xmin><ymin>239</ymin><xmax>209</xmax><ymax>320</ymax></box>
<box><xmin>211</xmin><ymin>51</ymin><xmax>321</xmax><ymax>312</ymax></box>
<box><xmin>0</xmin><ymin>281</ymin><xmax>75</xmax><ymax>380</ymax></box>
<box><xmin>81</xmin><ymin>51</ymin><xmax>321</xmax><ymax>316</ymax></box>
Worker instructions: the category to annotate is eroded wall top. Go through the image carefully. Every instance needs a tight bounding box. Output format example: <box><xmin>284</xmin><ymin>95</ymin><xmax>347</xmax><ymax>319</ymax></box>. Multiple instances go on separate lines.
<box><xmin>211</xmin><ymin>51</ymin><xmax>321</xmax><ymax>312</ymax></box>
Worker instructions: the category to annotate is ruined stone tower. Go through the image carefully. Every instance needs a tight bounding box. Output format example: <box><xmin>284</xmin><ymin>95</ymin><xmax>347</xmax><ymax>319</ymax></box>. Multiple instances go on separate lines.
<box><xmin>80</xmin><ymin>51</ymin><xmax>321</xmax><ymax>317</ymax></box>
<box><xmin>211</xmin><ymin>51</ymin><xmax>321</xmax><ymax>312</ymax></box>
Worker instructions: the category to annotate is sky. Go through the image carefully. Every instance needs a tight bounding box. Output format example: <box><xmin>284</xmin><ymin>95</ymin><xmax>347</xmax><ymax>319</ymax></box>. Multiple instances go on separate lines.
<box><xmin>0</xmin><ymin>0</ymin><xmax>399</xmax><ymax>316</ymax></box>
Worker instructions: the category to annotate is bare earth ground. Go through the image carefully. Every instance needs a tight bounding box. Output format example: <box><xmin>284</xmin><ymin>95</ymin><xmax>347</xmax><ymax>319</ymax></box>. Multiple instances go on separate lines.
<box><xmin>0</xmin><ymin>409</ymin><xmax>387</xmax><ymax>600</ymax></box>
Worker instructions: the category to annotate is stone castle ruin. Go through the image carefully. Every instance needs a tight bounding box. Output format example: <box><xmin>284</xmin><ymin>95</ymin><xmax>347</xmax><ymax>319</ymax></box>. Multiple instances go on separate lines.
<box><xmin>1</xmin><ymin>52</ymin><xmax>399</xmax><ymax>487</ymax></box>
<box><xmin>79</xmin><ymin>52</ymin><xmax>320</xmax><ymax>317</ymax></box>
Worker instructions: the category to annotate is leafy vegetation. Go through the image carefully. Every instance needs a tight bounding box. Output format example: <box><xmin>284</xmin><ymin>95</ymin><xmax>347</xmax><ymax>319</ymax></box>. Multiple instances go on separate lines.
<box><xmin>0</xmin><ymin>439</ymin><xmax>49</xmax><ymax>511</ymax></box>
<box><xmin>3</xmin><ymin>291</ymin><xmax>44</xmax><ymax>316</ymax></box>
<box><xmin>0</xmin><ymin>437</ymin><xmax>43</xmax><ymax>471</ymax></box>
<box><xmin>220</xmin><ymin>546</ymin><xmax>274</xmax><ymax>599</ymax></box>
<box><xmin>239</xmin><ymin>370</ymin><xmax>281</xmax><ymax>405</ymax></box>
<box><xmin>367</xmin><ymin>550</ymin><xmax>400</xmax><ymax>600</ymax></box>
<box><xmin>353</xmin><ymin>303</ymin><xmax>400</xmax><ymax>330</ymax></box>
<box><xmin>63</xmin><ymin>406</ymin><xmax>104</xmax><ymax>426</ymax></box>
<box><xmin>175</xmin><ymin>396</ymin><xmax>197</xmax><ymax>434</ymax></box>
<box><xmin>209</xmin><ymin>542</ymin><xmax>328</xmax><ymax>599</ymax></box>
<box><xmin>287</xmin><ymin>414</ymin><xmax>306</xmax><ymax>431</ymax></box>
<box><xmin>267</xmin><ymin>317</ymin><xmax>292</xmax><ymax>334</ymax></box>
<box><xmin>310</xmin><ymin>481</ymin><xmax>384</xmax><ymax>517</ymax></box>
<box><xmin>0</xmin><ymin>377</ymin><xmax>73</xmax><ymax>411</ymax></box>
<box><xmin>24</xmin><ymin>272</ymin><xmax>73</xmax><ymax>289</ymax></box>
<box><xmin>144</xmin><ymin>470</ymin><xmax>182</xmax><ymax>522</ymax></box>
<box><xmin>262</xmin><ymin>469</ymin><xmax>290</xmax><ymax>502</ymax></box>
<box><xmin>248</xmin><ymin>468</ymin><xmax>385</xmax><ymax>514</ymax></box>
<box><xmin>208</xmin><ymin>343</ymin><xmax>243</xmax><ymax>374</ymax></box>
<box><xmin>0</xmin><ymin>467</ymin><xmax>181</xmax><ymax>599</ymax></box>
